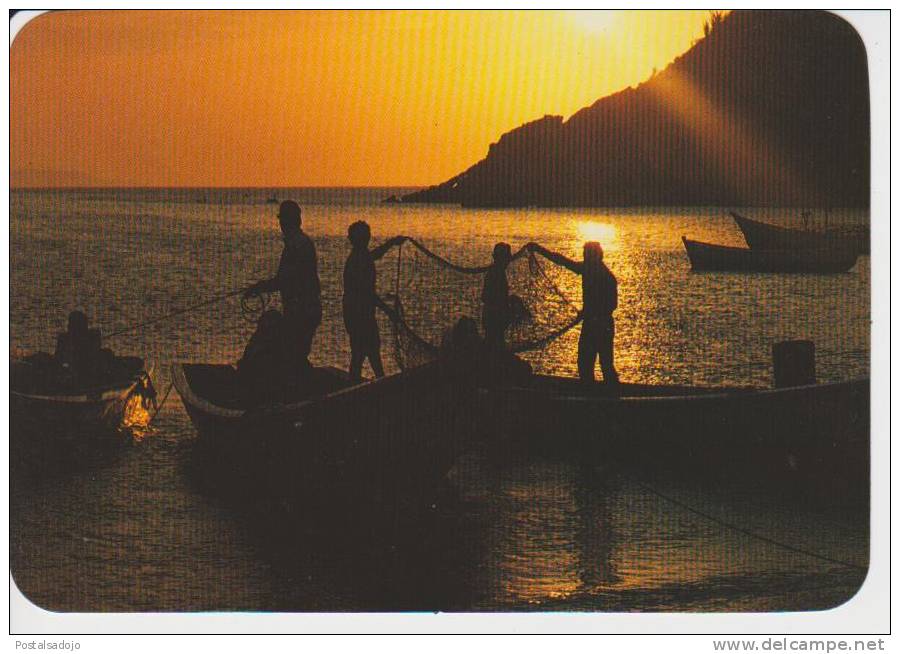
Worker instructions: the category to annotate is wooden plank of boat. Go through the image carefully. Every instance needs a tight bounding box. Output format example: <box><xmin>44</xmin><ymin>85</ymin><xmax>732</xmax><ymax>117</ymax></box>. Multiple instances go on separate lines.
<box><xmin>730</xmin><ymin>211</ymin><xmax>868</xmax><ymax>256</ymax></box>
<box><xmin>682</xmin><ymin>236</ymin><xmax>858</xmax><ymax>273</ymax></box>
<box><xmin>11</xmin><ymin>357</ymin><xmax>152</xmax><ymax>477</ymax></box>
<box><xmin>174</xmin><ymin>361</ymin><xmax>479</xmax><ymax>508</ymax></box>
<box><xmin>479</xmin><ymin>375</ymin><xmax>869</xmax><ymax>495</ymax></box>
<box><xmin>11</xmin><ymin>357</ymin><xmax>150</xmax><ymax>431</ymax></box>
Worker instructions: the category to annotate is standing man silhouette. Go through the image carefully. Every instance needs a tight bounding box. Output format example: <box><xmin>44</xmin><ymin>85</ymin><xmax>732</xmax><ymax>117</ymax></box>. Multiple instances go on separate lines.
<box><xmin>245</xmin><ymin>200</ymin><xmax>322</xmax><ymax>375</ymax></box>
<box><xmin>342</xmin><ymin>221</ymin><xmax>405</xmax><ymax>381</ymax></box>
<box><xmin>482</xmin><ymin>242</ymin><xmax>513</xmax><ymax>350</ymax></box>
<box><xmin>527</xmin><ymin>241</ymin><xmax>619</xmax><ymax>384</ymax></box>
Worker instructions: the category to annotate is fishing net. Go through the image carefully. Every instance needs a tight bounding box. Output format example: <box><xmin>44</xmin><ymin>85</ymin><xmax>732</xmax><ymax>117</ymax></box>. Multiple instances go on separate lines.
<box><xmin>375</xmin><ymin>239</ymin><xmax>583</xmax><ymax>370</ymax></box>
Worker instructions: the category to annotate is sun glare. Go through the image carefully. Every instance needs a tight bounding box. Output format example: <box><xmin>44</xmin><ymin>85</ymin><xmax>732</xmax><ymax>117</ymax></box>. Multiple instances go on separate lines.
<box><xmin>567</xmin><ymin>10</ymin><xmax>620</xmax><ymax>34</ymax></box>
<box><xmin>576</xmin><ymin>221</ymin><xmax>618</xmax><ymax>249</ymax></box>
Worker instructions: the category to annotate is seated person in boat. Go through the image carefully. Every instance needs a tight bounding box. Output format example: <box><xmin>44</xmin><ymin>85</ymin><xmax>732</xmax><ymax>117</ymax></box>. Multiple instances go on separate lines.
<box><xmin>527</xmin><ymin>241</ymin><xmax>619</xmax><ymax>385</ymax></box>
<box><xmin>342</xmin><ymin>221</ymin><xmax>406</xmax><ymax>381</ymax></box>
<box><xmin>482</xmin><ymin>243</ymin><xmax>513</xmax><ymax>350</ymax></box>
<box><xmin>237</xmin><ymin>309</ymin><xmax>290</xmax><ymax>404</ymax></box>
<box><xmin>440</xmin><ymin>316</ymin><xmax>531</xmax><ymax>386</ymax></box>
<box><xmin>53</xmin><ymin>310</ymin><xmax>122</xmax><ymax>383</ymax></box>
<box><xmin>243</xmin><ymin>200</ymin><xmax>322</xmax><ymax>375</ymax></box>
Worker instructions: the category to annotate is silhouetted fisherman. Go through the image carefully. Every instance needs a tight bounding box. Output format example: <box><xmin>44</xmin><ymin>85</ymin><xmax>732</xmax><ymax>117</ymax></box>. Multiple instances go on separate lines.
<box><xmin>55</xmin><ymin>310</ymin><xmax>101</xmax><ymax>375</ymax></box>
<box><xmin>482</xmin><ymin>242</ymin><xmax>513</xmax><ymax>350</ymax></box>
<box><xmin>49</xmin><ymin>309</ymin><xmax>126</xmax><ymax>385</ymax></box>
<box><xmin>237</xmin><ymin>309</ymin><xmax>288</xmax><ymax>403</ymax></box>
<box><xmin>244</xmin><ymin>200</ymin><xmax>322</xmax><ymax>375</ymax></box>
<box><xmin>343</xmin><ymin>221</ymin><xmax>405</xmax><ymax>381</ymax></box>
<box><xmin>527</xmin><ymin>241</ymin><xmax>619</xmax><ymax>384</ymax></box>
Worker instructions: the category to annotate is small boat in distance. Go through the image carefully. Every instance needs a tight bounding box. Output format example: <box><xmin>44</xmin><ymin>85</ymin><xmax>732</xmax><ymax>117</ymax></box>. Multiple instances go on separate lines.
<box><xmin>173</xmin><ymin>361</ymin><xmax>478</xmax><ymax>511</ymax></box>
<box><xmin>682</xmin><ymin>237</ymin><xmax>858</xmax><ymax>273</ymax></box>
<box><xmin>730</xmin><ymin>211</ymin><xmax>869</xmax><ymax>256</ymax></box>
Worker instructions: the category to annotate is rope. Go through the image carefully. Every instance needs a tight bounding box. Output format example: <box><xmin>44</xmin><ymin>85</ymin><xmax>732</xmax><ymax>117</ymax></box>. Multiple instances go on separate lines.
<box><xmin>106</xmin><ymin>288</ymin><xmax>248</xmax><ymax>339</ymax></box>
<box><xmin>239</xmin><ymin>290</ymin><xmax>273</xmax><ymax>323</ymax></box>
<box><xmin>378</xmin><ymin>294</ymin><xmax>439</xmax><ymax>365</ymax></box>
<box><xmin>510</xmin><ymin>313</ymin><xmax>583</xmax><ymax>353</ymax></box>
<box><xmin>528</xmin><ymin>250</ymin><xmax>581</xmax><ymax>311</ymax></box>
<box><xmin>379</xmin><ymin>241</ymin><xmax>587</xmax><ymax>366</ymax></box>
<box><xmin>636</xmin><ymin>481</ymin><xmax>867</xmax><ymax>572</ymax></box>
<box><xmin>147</xmin><ymin>380</ymin><xmax>175</xmax><ymax>425</ymax></box>
<box><xmin>404</xmin><ymin>238</ymin><xmax>529</xmax><ymax>275</ymax></box>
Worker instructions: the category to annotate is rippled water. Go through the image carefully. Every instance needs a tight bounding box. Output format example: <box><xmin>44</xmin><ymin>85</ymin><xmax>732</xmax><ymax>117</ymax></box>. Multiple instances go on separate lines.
<box><xmin>10</xmin><ymin>188</ymin><xmax>869</xmax><ymax>612</ymax></box>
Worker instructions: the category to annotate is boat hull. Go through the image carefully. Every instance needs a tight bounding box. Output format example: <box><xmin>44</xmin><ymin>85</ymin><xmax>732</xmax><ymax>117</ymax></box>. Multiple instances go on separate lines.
<box><xmin>175</xmin><ymin>363</ymin><xmax>478</xmax><ymax>510</ymax></box>
<box><xmin>481</xmin><ymin>376</ymin><xmax>869</xmax><ymax>499</ymax></box>
<box><xmin>10</xmin><ymin>360</ymin><xmax>148</xmax><ymax>474</ymax></box>
<box><xmin>731</xmin><ymin>211</ymin><xmax>869</xmax><ymax>256</ymax></box>
<box><xmin>682</xmin><ymin>237</ymin><xmax>858</xmax><ymax>273</ymax></box>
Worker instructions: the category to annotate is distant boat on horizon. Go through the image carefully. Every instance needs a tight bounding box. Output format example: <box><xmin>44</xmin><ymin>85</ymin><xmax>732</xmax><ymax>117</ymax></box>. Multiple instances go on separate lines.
<box><xmin>682</xmin><ymin>236</ymin><xmax>859</xmax><ymax>273</ymax></box>
<box><xmin>731</xmin><ymin>211</ymin><xmax>869</xmax><ymax>256</ymax></box>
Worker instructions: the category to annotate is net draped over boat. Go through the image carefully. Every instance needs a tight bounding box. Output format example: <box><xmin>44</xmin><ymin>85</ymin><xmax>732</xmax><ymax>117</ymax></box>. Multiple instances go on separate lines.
<box><xmin>375</xmin><ymin>239</ymin><xmax>583</xmax><ymax>370</ymax></box>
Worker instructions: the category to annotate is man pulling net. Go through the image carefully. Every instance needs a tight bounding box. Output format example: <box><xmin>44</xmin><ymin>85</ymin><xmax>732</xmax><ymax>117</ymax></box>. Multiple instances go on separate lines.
<box><xmin>373</xmin><ymin>238</ymin><xmax>586</xmax><ymax>373</ymax></box>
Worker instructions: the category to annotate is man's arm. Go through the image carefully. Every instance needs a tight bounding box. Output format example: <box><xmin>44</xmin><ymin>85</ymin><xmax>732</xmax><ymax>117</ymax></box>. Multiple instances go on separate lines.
<box><xmin>370</xmin><ymin>235</ymin><xmax>408</xmax><ymax>261</ymax></box>
<box><xmin>244</xmin><ymin>276</ymin><xmax>279</xmax><ymax>297</ymax></box>
<box><xmin>526</xmin><ymin>243</ymin><xmax>583</xmax><ymax>274</ymax></box>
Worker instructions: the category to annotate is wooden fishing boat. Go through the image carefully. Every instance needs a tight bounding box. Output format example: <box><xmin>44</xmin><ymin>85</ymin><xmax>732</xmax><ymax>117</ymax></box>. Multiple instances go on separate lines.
<box><xmin>11</xmin><ymin>356</ymin><xmax>150</xmax><ymax>436</ymax></box>
<box><xmin>730</xmin><ymin>211</ymin><xmax>869</xmax><ymax>256</ymax></box>
<box><xmin>11</xmin><ymin>356</ymin><xmax>152</xmax><ymax>474</ymax></box>
<box><xmin>481</xmin><ymin>375</ymin><xmax>869</xmax><ymax>495</ymax></box>
<box><xmin>682</xmin><ymin>237</ymin><xmax>858</xmax><ymax>273</ymax></box>
<box><xmin>173</xmin><ymin>362</ymin><xmax>478</xmax><ymax>509</ymax></box>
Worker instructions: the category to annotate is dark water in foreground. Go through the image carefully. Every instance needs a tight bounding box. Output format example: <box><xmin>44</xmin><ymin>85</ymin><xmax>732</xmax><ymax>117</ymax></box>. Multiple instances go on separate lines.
<box><xmin>10</xmin><ymin>188</ymin><xmax>869</xmax><ymax>611</ymax></box>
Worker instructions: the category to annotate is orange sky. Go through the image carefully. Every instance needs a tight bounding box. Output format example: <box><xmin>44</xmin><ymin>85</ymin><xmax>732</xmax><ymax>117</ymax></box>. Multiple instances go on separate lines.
<box><xmin>11</xmin><ymin>10</ymin><xmax>713</xmax><ymax>187</ymax></box>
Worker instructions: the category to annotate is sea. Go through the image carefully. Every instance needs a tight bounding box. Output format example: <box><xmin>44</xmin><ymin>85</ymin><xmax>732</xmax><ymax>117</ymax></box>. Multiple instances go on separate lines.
<box><xmin>9</xmin><ymin>187</ymin><xmax>870</xmax><ymax>613</ymax></box>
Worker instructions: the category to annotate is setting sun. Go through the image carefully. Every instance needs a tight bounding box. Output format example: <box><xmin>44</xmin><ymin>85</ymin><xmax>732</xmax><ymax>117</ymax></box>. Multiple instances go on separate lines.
<box><xmin>576</xmin><ymin>221</ymin><xmax>618</xmax><ymax>249</ymax></box>
<box><xmin>567</xmin><ymin>10</ymin><xmax>620</xmax><ymax>34</ymax></box>
<box><xmin>11</xmin><ymin>10</ymin><xmax>714</xmax><ymax>187</ymax></box>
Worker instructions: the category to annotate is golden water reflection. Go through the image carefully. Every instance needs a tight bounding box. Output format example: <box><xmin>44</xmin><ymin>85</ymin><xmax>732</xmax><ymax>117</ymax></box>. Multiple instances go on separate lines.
<box><xmin>472</xmin><ymin>463</ymin><xmax>619</xmax><ymax>605</ymax></box>
<box><xmin>121</xmin><ymin>393</ymin><xmax>152</xmax><ymax>441</ymax></box>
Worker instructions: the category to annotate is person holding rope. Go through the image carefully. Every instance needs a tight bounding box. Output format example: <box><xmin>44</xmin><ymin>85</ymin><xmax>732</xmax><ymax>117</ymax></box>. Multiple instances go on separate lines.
<box><xmin>482</xmin><ymin>243</ymin><xmax>513</xmax><ymax>350</ymax></box>
<box><xmin>342</xmin><ymin>221</ymin><xmax>406</xmax><ymax>381</ymax></box>
<box><xmin>526</xmin><ymin>241</ymin><xmax>619</xmax><ymax>385</ymax></box>
<box><xmin>244</xmin><ymin>200</ymin><xmax>322</xmax><ymax>377</ymax></box>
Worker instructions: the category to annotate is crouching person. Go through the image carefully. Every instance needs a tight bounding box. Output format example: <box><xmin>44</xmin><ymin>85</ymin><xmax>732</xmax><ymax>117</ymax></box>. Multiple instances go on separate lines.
<box><xmin>237</xmin><ymin>310</ymin><xmax>289</xmax><ymax>405</ymax></box>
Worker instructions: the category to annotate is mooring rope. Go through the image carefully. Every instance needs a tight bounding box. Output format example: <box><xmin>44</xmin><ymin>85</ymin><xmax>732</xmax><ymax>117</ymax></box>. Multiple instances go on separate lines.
<box><xmin>147</xmin><ymin>379</ymin><xmax>175</xmax><ymax>425</ymax></box>
<box><xmin>635</xmin><ymin>481</ymin><xmax>867</xmax><ymax>572</ymax></box>
<box><xmin>105</xmin><ymin>288</ymin><xmax>250</xmax><ymax>339</ymax></box>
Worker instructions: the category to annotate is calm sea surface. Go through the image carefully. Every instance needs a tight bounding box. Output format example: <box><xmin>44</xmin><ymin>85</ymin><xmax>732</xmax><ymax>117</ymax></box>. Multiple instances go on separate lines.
<box><xmin>10</xmin><ymin>187</ymin><xmax>869</xmax><ymax>612</ymax></box>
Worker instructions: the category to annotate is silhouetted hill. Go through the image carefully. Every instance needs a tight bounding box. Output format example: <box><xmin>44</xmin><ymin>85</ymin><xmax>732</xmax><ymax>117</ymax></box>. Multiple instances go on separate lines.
<box><xmin>403</xmin><ymin>11</ymin><xmax>869</xmax><ymax>208</ymax></box>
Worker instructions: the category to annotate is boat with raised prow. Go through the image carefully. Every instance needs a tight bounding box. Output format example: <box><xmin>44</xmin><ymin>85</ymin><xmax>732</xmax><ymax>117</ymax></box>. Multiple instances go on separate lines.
<box><xmin>730</xmin><ymin>211</ymin><xmax>869</xmax><ymax>256</ymax></box>
<box><xmin>173</xmin><ymin>361</ymin><xmax>478</xmax><ymax>510</ymax></box>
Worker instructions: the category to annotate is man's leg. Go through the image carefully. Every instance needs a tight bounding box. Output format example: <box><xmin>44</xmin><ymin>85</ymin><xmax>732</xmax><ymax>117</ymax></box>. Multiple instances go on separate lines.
<box><xmin>577</xmin><ymin>322</ymin><xmax>598</xmax><ymax>383</ymax></box>
<box><xmin>349</xmin><ymin>347</ymin><xmax>364</xmax><ymax>381</ymax></box>
<box><xmin>598</xmin><ymin>318</ymin><xmax>618</xmax><ymax>384</ymax></box>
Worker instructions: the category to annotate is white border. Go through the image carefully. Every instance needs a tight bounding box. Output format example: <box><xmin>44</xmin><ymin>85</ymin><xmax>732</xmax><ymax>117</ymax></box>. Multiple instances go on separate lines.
<box><xmin>5</xmin><ymin>6</ymin><xmax>892</xmax><ymax>637</ymax></box>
